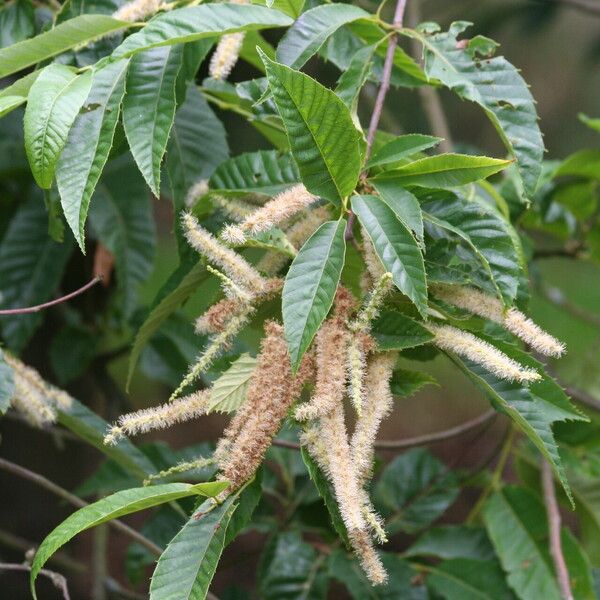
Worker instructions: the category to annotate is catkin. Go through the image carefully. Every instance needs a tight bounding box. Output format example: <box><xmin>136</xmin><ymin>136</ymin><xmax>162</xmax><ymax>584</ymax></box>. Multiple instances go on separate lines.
<box><xmin>210</xmin><ymin>32</ymin><xmax>245</xmax><ymax>80</ymax></box>
<box><xmin>113</xmin><ymin>0</ymin><xmax>160</xmax><ymax>22</ymax></box>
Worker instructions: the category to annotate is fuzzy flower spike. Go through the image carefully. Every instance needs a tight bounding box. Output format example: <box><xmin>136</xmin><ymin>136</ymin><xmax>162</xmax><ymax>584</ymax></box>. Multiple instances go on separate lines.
<box><xmin>432</xmin><ymin>284</ymin><xmax>565</xmax><ymax>358</ymax></box>
<box><xmin>113</xmin><ymin>0</ymin><xmax>161</xmax><ymax>22</ymax></box>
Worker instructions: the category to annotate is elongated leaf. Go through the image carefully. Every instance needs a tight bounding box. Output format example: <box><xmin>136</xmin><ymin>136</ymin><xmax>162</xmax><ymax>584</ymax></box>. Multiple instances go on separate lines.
<box><xmin>483</xmin><ymin>486</ymin><xmax>562</xmax><ymax>600</ymax></box>
<box><xmin>372</xmin><ymin>182</ymin><xmax>423</xmax><ymax>242</ymax></box>
<box><xmin>208</xmin><ymin>353</ymin><xmax>257</xmax><ymax>414</ymax></box>
<box><xmin>367</xmin><ymin>134</ymin><xmax>442</xmax><ymax>168</ymax></box>
<box><xmin>24</xmin><ymin>65</ymin><xmax>92</xmax><ymax>189</ymax></box>
<box><xmin>0</xmin><ymin>15</ymin><xmax>128</xmax><ymax>79</ymax></box>
<box><xmin>210</xmin><ymin>150</ymin><xmax>300</xmax><ymax>197</ymax></box>
<box><xmin>0</xmin><ymin>70</ymin><xmax>40</xmax><ymax>118</ymax></box>
<box><xmin>149</xmin><ymin>494</ymin><xmax>237</xmax><ymax>600</ymax></box>
<box><xmin>579</xmin><ymin>113</ymin><xmax>600</xmax><ymax>134</ymax></box>
<box><xmin>351</xmin><ymin>194</ymin><xmax>427</xmax><ymax>316</ymax></box>
<box><xmin>406</xmin><ymin>22</ymin><xmax>544</xmax><ymax>196</ymax></box>
<box><xmin>555</xmin><ymin>150</ymin><xmax>600</xmax><ymax>180</ymax></box>
<box><xmin>422</xmin><ymin>193</ymin><xmax>520</xmax><ymax>305</ymax></box>
<box><xmin>114</xmin><ymin>4</ymin><xmax>292</xmax><ymax>57</ymax></box>
<box><xmin>335</xmin><ymin>43</ymin><xmax>377</xmax><ymax>111</ymax></box>
<box><xmin>277</xmin><ymin>4</ymin><xmax>371</xmax><ymax>69</ymax></box>
<box><xmin>31</xmin><ymin>482</ymin><xmax>228</xmax><ymax>598</ymax></box>
<box><xmin>0</xmin><ymin>349</ymin><xmax>15</xmax><ymax>415</ymax></box>
<box><xmin>124</xmin><ymin>45</ymin><xmax>183</xmax><ymax>196</ymax></box>
<box><xmin>88</xmin><ymin>156</ymin><xmax>156</xmax><ymax>320</ymax></box>
<box><xmin>561</xmin><ymin>527</ymin><xmax>596</xmax><ymax>600</ymax></box>
<box><xmin>282</xmin><ymin>219</ymin><xmax>346</xmax><ymax>372</ymax></box>
<box><xmin>56</xmin><ymin>59</ymin><xmax>129</xmax><ymax>251</ymax></box>
<box><xmin>0</xmin><ymin>94</ymin><xmax>26</xmax><ymax>117</ymax></box>
<box><xmin>371</xmin><ymin>310</ymin><xmax>433</xmax><ymax>350</ymax></box>
<box><xmin>405</xmin><ymin>525</ymin><xmax>495</xmax><ymax>561</ymax></box>
<box><xmin>261</xmin><ymin>51</ymin><xmax>362</xmax><ymax>204</ymax></box>
<box><xmin>0</xmin><ymin>197</ymin><xmax>74</xmax><ymax>351</ymax></box>
<box><xmin>0</xmin><ymin>0</ymin><xmax>34</xmax><ymax>48</ymax></box>
<box><xmin>127</xmin><ymin>262</ymin><xmax>207</xmax><ymax>389</ymax></box>
<box><xmin>449</xmin><ymin>336</ymin><xmax>585</xmax><ymax>504</ymax></box>
<box><xmin>390</xmin><ymin>368</ymin><xmax>437</xmax><ymax>397</ymax></box>
<box><xmin>371</xmin><ymin>154</ymin><xmax>511</xmax><ymax>188</ymax></box>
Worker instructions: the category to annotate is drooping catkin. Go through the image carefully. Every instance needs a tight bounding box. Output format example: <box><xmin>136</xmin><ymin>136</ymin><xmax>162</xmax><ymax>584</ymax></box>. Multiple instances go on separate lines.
<box><xmin>429</xmin><ymin>324</ymin><xmax>541</xmax><ymax>383</ymax></box>
<box><xmin>113</xmin><ymin>0</ymin><xmax>160</xmax><ymax>22</ymax></box>
<box><xmin>104</xmin><ymin>390</ymin><xmax>210</xmax><ymax>444</ymax></box>
<box><xmin>432</xmin><ymin>284</ymin><xmax>565</xmax><ymax>358</ymax></box>
<box><xmin>209</xmin><ymin>32</ymin><xmax>245</xmax><ymax>80</ymax></box>
<box><xmin>182</xmin><ymin>212</ymin><xmax>266</xmax><ymax>294</ymax></box>
<box><xmin>222</xmin><ymin>185</ymin><xmax>318</xmax><ymax>245</ymax></box>
<box><xmin>212</xmin><ymin>195</ymin><xmax>257</xmax><ymax>222</ymax></box>
<box><xmin>185</xmin><ymin>179</ymin><xmax>209</xmax><ymax>208</ymax></box>
<box><xmin>348</xmin><ymin>529</ymin><xmax>388</xmax><ymax>586</ymax></box>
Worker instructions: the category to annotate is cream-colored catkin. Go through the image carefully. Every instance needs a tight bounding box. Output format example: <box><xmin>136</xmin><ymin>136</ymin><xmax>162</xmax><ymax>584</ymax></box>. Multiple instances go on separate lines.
<box><xmin>346</xmin><ymin>338</ymin><xmax>367</xmax><ymax>416</ymax></box>
<box><xmin>209</xmin><ymin>32</ymin><xmax>246</xmax><ymax>80</ymax></box>
<box><xmin>182</xmin><ymin>212</ymin><xmax>267</xmax><ymax>294</ymax></box>
<box><xmin>144</xmin><ymin>456</ymin><xmax>215</xmax><ymax>485</ymax></box>
<box><xmin>361</xmin><ymin>226</ymin><xmax>386</xmax><ymax>283</ymax></box>
<box><xmin>212</xmin><ymin>195</ymin><xmax>257</xmax><ymax>222</ymax></box>
<box><xmin>185</xmin><ymin>179</ymin><xmax>209</xmax><ymax>209</ymax></box>
<box><xmin>113</xmin><ymin>0</ymin><xmax>160</xmax><ymax>22</ymax></box>
<box><xmin>348</xmin><ymin>529</ymin><xmax>388</xmax><ymax>586</ymax></box>
<box><xmin>222</xmin><ymin>184</ymin><xmax>318</xmax><ymax>245</ymax></box>
<box><xmin>429</xmin><ymin>324</ymin><xmax>541</xmax><ymax>383</ymax></box>
<box><xmin>104</xmin><ymin>390</ymin><xmax>211</xmax><ymax>444</ymax></box>
<box><xmin>432</xmin><ymin>284</ymin><xmax>565</xmax><ymax>358</ymax></box>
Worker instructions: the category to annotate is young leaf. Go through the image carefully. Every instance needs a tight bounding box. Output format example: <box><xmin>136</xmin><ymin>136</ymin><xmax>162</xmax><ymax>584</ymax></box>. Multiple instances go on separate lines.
<box><xmin>371</xmin><ymin>154</ymin><xmax>512</xmax><ymax>188</ymax></box>
<box><xmin>371</xmin><ymin>182</ymin><xmax>423</xmax><ymax>243</ymax></box>
<box><xmin>282</xmin><ymin>219</ymin><xmax>346</xmax><ymax>372</ymax></box>
<box><xmin>0</xmin><ymin>15</ymin><xmax>129</xmax><ymax>79</ymax></box>
<box><xmin>579</xmin><ymin>113</ymin><xmax>600</xmax><ymax>134</ymax></box>
<box><xmin>0</xmin><ymin>349</ymin><xmax>15</xmax><ymax>415</ymax></box>
<box><xmin>406</xmin><ymin>22</ymin><xmax>544</xmax><ymax>196</ymax></box>
<box><xmin>123</xmin><ymin>45</ymin><xmax>183</xmax><ymax>196</ymax></box>
<box><xmin>113</xmin><ymin>4</ymin><xmax>293</xmax><ymax>58</ymax></box>
<box><xmin>351</xmin><ymin>194</ymin><xmax>427</xmax><ymax>316</ymax></box>
<box><xmin>149</xmin><ymin>494</ymin><xmax>237</xmax><ymax>600</ymax></box>
<box><xmin>261</xmin><ymin>51</ymin><xmax>362</xmax><ymax>204</ymax></box>
<box><xmin>56</xmin><ymin>59</ymin><xmax>129</xmax><ymax>252</ymax></box>
<box><xmin>366</xmin><ymin>134</ymin><xmax>442</xmax><ymax>169</ymax></box>
<box><xmin>208</xmin><ymin>353</ymin><xmax>258</xmax><ymax>414</ymax></box>
<box><xmin>371</xmin><ymin>310</ymin><xmax>433</xmax><ymax>350</ymax></box>
<box><xmin>483</xmin><ymin>486</ymin><xmax>562</xmax><ymax>600</ymax></box>
<box><xmin>276</xmin><ymin>4</ymin><xmax>371</xmax><ymax>69</ymax></box>
<box><xmin>31</xmin><ymin>482</ymin><xmax>228</xmax><ymax>599</ymax></box>
<box><xmin>390</xmin><ymin>368</ymin><xmax>437</xmax><ymax>397</ymax></box>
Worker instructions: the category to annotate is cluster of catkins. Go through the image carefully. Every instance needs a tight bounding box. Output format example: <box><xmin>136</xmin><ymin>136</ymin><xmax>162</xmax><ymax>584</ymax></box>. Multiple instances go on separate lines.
<box><xmin>103</xmin><ymin>182</ymin><xmax>565</xmax><ymax>585</ymax></box>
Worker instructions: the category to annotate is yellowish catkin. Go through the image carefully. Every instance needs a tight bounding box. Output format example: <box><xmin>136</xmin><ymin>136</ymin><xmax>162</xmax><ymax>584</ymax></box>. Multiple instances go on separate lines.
<box><xmin>348</xmin><ymin>529</ymin><xmax>388</xmax><ymax>586</ymax></box>
<box><xmin>212</xmin><ymin>195</ymin><xmax>257</xmax><ymax>222</ymax></box>
<box><xmin>113</xmin><ymin>0</ymin><xmax>160</xmax><ymax>22</ymax></box>
<box><xmin>346</xmin><ymin>338</ymin><xmax>367</xmax><ymax>416</ymax></box>
<box><xmin>432</xmin><ymin>284</ymin><xmax>565</xmax><ymax>358</ymax></box>
<box><xmin>210</xmin><ymin>32</ymin><xmax>246</xmax><ymax>80</ymax></box>
<box><xmin>182</xmin><ymin>212</ymin><xmax>267</xmax><ymax>294</ymax></box>
<box><xmin>429</xmin><ymin>324</ymin><xmax>541</xmax><ymax>383</ymax></box>
<box><xmin>206</xmin><ymin>265</ymin><xmax>253</xmax><ymax>303</ymax></box>
<box><xmin>185</xmin><ymin>179</ymin><xmax>209</xmax><ymax>209</ymax></box>
<box><xmin>222</xmin><ymin>184</ymin><xmax>318</xmax><ymax>245</ymax></box>
<box><xmin>144</xmin><ymin>456</ymin><xmax>215</xmax><ymax>485</ymax></box>
<box><xmin>104</xmin><ymin>390</ymin><xmax>210</xmax><ymax>444</ymax></box>
<box><xmin>350</xmin><ymin>272</ymin><xmax>393</xmax><ymax>334</ymax></box>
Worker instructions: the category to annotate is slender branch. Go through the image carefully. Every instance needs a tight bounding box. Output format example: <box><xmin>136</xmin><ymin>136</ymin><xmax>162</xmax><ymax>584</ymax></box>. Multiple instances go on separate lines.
<box><xmin>0</xmin><ymin>276</ymin><xmax>102</xmax><ymax>316</ymax></box>
<box><xmin>0</xmin><ymin>458</ymin><xmax>162</xmax><ymax>557</ymax></box>
<box><xmin>272</xmin><ymin>408</ymin><xmax>496</xmax><ymax>451</ymax></box>
<box><xmin>0</xmin><ymin>563</ymin><xmax>70</xmax><ymax>600</ymax></box>
<box><xmin>542</xmin><ymin>460</ymin><xmax>574</xmax><ymax>600</ymax></box>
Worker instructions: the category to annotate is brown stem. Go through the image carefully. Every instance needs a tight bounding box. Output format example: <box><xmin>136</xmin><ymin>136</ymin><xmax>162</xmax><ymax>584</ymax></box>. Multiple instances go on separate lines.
<box><xmin>542</xmin><ymin>460</ymin><xmax>574</xmax><ymax>600</ymax></box>
<box><xmin>272</xmin><ymin>408</ymin><xmax>496</xmax><ymax>450</ymax></box>
<box><xmin>0</xmin><ymin>458</ymin><xmax>162</xmax><ymax>557</ymax></box>
<box><xmin>0</xmin><ymin>276</ymin><xmax>102</xmax><ymax>315</ymax></box>
<box><xmin>0</xmin><ymin>562</ymin><xmax>70</xmax><ymax>600</ymax></box>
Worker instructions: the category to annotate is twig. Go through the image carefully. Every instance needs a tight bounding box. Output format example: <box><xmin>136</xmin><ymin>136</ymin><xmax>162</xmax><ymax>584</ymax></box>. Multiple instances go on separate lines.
<box><xmin>0</xmin><ymin>457</ymin><xmax>162</xmax><ymax>557</ymax></box>
<box><xmin>0</xmin><ymin>562</ymin><xmax>70</xmax><ymax>600</ymax></box>
<box><xmin>272</xmin><ymin>409</ymin><xmax>496</xmax><ymax>450</ymax></box>
<box><xmin>0</xmin><ymin>276</ymin><xmax>102</xmax><ymax>315</ymax></box>
<box><xmin>542</xmin><ymin>460</ymin><xmax>574</xmax><ymax>600</ymax></box>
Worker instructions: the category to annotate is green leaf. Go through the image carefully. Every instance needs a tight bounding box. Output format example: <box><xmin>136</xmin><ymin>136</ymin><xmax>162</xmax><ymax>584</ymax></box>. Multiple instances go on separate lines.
<box><xmin>267</xmin><ymin>0</ymin><xmax>305</xmax><ymax>19</ymax></box>
<box><xmin>371</xmin><ymin>310</ymin><xmax>433</xmax><ymax>351</ymax></box>
<box><xmin>371</xmin><ymin>182</ymin><xmax>423</xmax><ymax>243</ymax></box>
<box><xmin>374</xmin><ymin>448</ymin><xmax>459</xmax><ymax>535</ymax></box>
<box><xmin>407</xmin><ymin>22</ymin><xmax>544</xmax><ymax>196</ymax></box>
<box><xmin>351</xmin><ymin>194</ymin><xmax>427</xmax><ymax>316</ymax></box>
<box><xmin>335</xmin><ymin>43</ymin><xmax>377</xmax><ymax>111</ymax></box>
<box><xmin>149</xmin><ymin>494</ymin><xmax>237</xmax><ymax>600</ymax></box>
<box><xmin>422</xmin><ymin>193</ymin><xmax>520</xmax><ymax>305</ymax></box>
<box><xmin>579</xmin><ymin>113</ymin><xmax>600</xmax><ymax>134</ymax></box>
<box><xmin>449</xmin><ymin>337</ymin><xmax>585</xmax><ymax>504</ymax></box>
<box><xmin>88</xmin><ymin>155</ymin><xmax>156</xmax><ymax>320</ymax></box>
<box><xmin>483</xmin><ymin>486</ymin><xmax>562</xmax><ymax>600</ymax></box>
<box><xmin>555</xmin><ymin>150</ymin><xmax>600</xmax><ymax>180</ymax></box>
<box><xmin>24</xmin><ymin>65</ymin><xmax>92</xmax><ymax>189</ymax></box>
<box><xmin>366</xmin><ymin>134</ymin><xmax>442</xmax><ymax>169</ymax></box>
<box><xmin>127</xmin><ymin>262</ymin><xmax>207</xmax><ymax>389</ymax></box>
<box><xmin>260</xmin><ymin>531</ymin><xmax>327</xmax><ymax>599</ymax></box>
<box><xmin>114</xmin><ymin>4</ymin><xmax>293</xmax><ymax>57</ymax></box>
<box><xmin>224</xmin><ymin>474</ymin><xmax>262</xmax><ymax>546</ymax></box>
<box><xmin>390</xmin><ymin>368</ymin><xmax>438</xmax><ymax>397</ymax></box>
<box><xmin>282</xmin><ymin>219</ymin><xmax>346</xmax><ymax>372</ymax></box>
<box><xmin>210</xmin><ymin>150</ymin><xmax>300</xmax><ymax>197</ymax></box>
<box><xmin>56</xmin><ymin>59</ymin><xmax>129</xmax><ymax>251</ymax></box>
<box><xmin>50</xmin><ymin>325</ymin><xmax>98</xmax><ymax>385</ymax></box>
<box><xmin>0</xmin><ymin>94</ymin><xmax>26</xmax><ymax>118</ymax></box>
<box><xmin>561</xmin><ymin>527</ymin><xmax>596</xmax><ymax>600</ymax></box>
<box><xmin>0</xmin><ymin>349</ymin><xmax>15</xmax><ymax>415</ymax></box>
<box><xmin>371</xmin><ymin>154</ymin><xmax>511</xmax><ymax>188</ymax></box>
<box><xmin>405</xmin><ymin>525</ymin><xmax>495</xmax><ymax>561</ymax></box>
<box><xmin>0</xmin><ymin>15</ymin><xmax>129</xmax><ymax>79</ymax></box>
<box><xmin>0</xmin><ymin>0</ymin><xmax>35</xmax><ymax>48</ymax></box>
<box><xmin>261</xmin><ymin>51</ymin><xmax>362</xmax><ymax>204</ymax></box>
<box><xmin>208</xmin><ymin>353</ymin><xmax>257</xmax><ymax>414</ymax></box>
<box><xmin>0</xmin><ymin>70</ymin><xmax>40</xmax><ymax>118</ymax></box>
<box><xmin>276</xmin><ymin>4</ymin><xmax>371</xmax><ymax>69</ymax></box>
<box><xmin>426</xmin><ymin>558</ymin><xmax>517</xmax><ymax>600</ymax></box>
<box><xmin>123</xmin><ymin>45</ymin><xmax>183</xmax><ymax>196</ymax></box>
<box><xmin>0</xmin><ymin>196</ymin><xmax>74</xmax><ymax>351</ymax></box>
